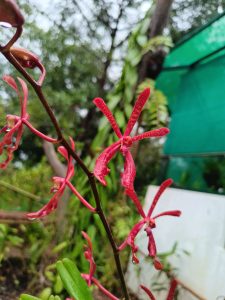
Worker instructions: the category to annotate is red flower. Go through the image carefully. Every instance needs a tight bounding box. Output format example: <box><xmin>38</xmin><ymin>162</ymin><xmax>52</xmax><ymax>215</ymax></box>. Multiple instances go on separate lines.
<box><xmin>10</xmin><ymin>47</ymin><xmax>46</xmax><ymax>85</ymax></box>
<box><xmin>81</xmin><ymin>231</ymin><xmax>119</xmax><ymax>300</ymax></box>
<box><xmin>0</xmin><ymin>0</ymin><xmax>24</xmax><ymax>51</ymax></box>
<box><xmin>0</xmin><ymin>75</ymin><xmax>57</xmax><ymax>169</ymax></box>
<box><xmin>93</xmin><ymin>88</ymin><xmax>169</xmax><ymax>214</ymax></box>
<box><xmin>140</xmin><ymin>279</ymin><xmax>178</xmax><ymax>300</ymax></box>
<box><xmin>27</xmin><ymin>138</ymin><xmax>96</xmax><ymax>219</ymax></box>
<box><xmin>118</xmin><ymin>179</ymin><xmax>181</xmax><ymax>268</ymax></box>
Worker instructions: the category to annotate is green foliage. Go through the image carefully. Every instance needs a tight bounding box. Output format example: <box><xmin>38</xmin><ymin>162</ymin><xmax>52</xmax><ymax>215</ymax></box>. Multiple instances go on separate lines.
<box><xmin>20</xmin><ymin>295</ymin><xmax>41</xmax><ymax>300</ymax></box>
<box><xmin>56</xmin><ymin>258</ymin><xmax>93</xmax><ymax>300</ymax></box>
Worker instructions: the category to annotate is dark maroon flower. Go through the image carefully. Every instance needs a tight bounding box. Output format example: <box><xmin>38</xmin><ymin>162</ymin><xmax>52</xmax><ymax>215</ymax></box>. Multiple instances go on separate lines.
<box><xmin>10</xmin><ymin>47</ymin><xmax>46</xmax><ymax>85</ymax></box>
<box><xmin>118</xmin><ymin>179</ymin><xmax>181</xmax><ymax>268</ymax></box>
<box><xmin>27</xmin><ymin>139</ymin><xmax>96</xmax><ymax>219</ymax></box>
<box><xmin>0</xmin><ymin>0</ymin><xmax>24</xmax><ymax>27</ymax></box>
<box><xmin>0</xmin><ymin>0</ymin><xmax>24</xmax><ymax>51</ymax></box>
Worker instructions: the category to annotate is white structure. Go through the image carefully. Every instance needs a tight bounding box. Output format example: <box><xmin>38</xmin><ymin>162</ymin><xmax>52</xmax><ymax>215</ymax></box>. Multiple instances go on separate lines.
<box><xmin>126</xmin><ymin>186</ymin><xmax>225</xmax><ymax>300</ymax></box>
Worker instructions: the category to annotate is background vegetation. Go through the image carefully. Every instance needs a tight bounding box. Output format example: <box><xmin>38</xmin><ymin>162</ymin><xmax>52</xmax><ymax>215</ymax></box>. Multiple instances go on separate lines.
<box><xmin>0</xmin><ymin>0</ymin><xmax>225</xmax><ymax>299</ymax></box>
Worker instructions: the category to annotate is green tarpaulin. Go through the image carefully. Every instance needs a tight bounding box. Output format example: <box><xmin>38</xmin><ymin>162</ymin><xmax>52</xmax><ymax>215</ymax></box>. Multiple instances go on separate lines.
<box><xmin>157</xmin><ymin>11</ymin><xmax>225</xmax><ymax>156</ymax></box>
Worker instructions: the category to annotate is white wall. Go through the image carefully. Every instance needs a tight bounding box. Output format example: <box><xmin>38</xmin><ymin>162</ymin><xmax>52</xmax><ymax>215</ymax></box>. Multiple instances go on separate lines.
<box><xmin>126</xmin><ymin>186</ymin><xmax>225</xmax><ymax>300</ymax></box>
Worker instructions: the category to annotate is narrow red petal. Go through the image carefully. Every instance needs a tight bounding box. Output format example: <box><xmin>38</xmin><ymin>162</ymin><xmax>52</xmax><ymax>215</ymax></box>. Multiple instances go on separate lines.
<box><xmin>147</xmin><ymin>178</ymin><xmax>173</xmax><ymax>217</ymax></box>
<box><xmin>124</xmin><ymin>88</ymin><xmax>150</xmax><ymax>136</ymax></box>
<box><xmin>132</xmin><ymin>127</ymin><xmax>170</xmax><ymax>142</ymax></box>
<box><xmin>57</xmin><ymin>146</ymin><xmax>68</xmax><ymax>160</ymax></box>
<box><xmin>23</xmin><ymin>120</ymin><xmax>58</xmax><ymax>143</ymax></box>
<box><xmin>67</xmin><ymin>181</ymin><xmax>96</xmax><ymax>212</ymax></box>
<box><xmin>125</xmin><ymin>189</ymin><xmax>146</xmax><ymax>218</ymax></box>
<box><xmin>153</xmin><ymin>210</ymin><xmax>181</xmax><ymax>219</ymax></box>
<box><xmin>92</xmin><ymin>277</ymin><xmax>119</xmax><ymax>300</ymax></box>
<box><xmin>82</xmin><ymin>232</ymin><xmax>96</xmax><ymax>284</ymax></box>
<box><xmin>121</xmin><ymin>150</ymin><xmax>136</xmax><ymax>191</ymax></box>
<box><xmin>166</xmin><ymin>279</ymin><xmax>178</xmax><ymax>300</ymax></box>
<box><xmin>140</xmin><ymin>285</ymin><xmax>156</xmax><ymax>300</ymax></box>
<box><xmin>82</xmin><ymin>231</ymin><xmax>93</xmax><ymax>251</ymax></box>
<box><xmin>145</xmin><ymin>228</ymin><xmax>157</xmax><ymax>258</ymax></box>
<box><xmin>153</xmin><ymin>257</ymin><xmax>163</xmax><ymax>270</ymax></box>
<box><xmin>94</xmin><ymin>141</ymin><xmax>120</xmax><ymax>186</ymax></box>
<box><xmin>17</xmin><ymin>77</ymin><xmax>28</xmax><ymax>116</ymax></box>
<box><xmin>0</xmin><ymin>149</ymin><xmax>13</xmax><ymax>169</ymax></box>
<box><xmin>2</xmin><ymin>75</ymin><xmax>18</xmax><ymax>91</ymax></box>
<box><xmin>93</xmin><ymin>97</ymin><xmax>122</xmax><ymax>138</ymax></box>
<box><xmin>27</xmin><ymin>186</ymin><xmax>65</xmax><ymax>219</ymax></box>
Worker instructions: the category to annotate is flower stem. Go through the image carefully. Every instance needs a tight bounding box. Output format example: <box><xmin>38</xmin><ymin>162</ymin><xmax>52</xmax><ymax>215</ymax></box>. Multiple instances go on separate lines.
<box><xmin>3</xmin><ymin>50</ymin><xmax>130</xmax><ymax>300</ymax></box>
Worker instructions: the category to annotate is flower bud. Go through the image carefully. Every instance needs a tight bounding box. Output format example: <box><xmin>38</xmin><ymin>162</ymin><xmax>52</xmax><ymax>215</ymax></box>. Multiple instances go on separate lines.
<box><xmin>0</xmin><ymin>0</ymin><xmax>24</xmax><ymax>28</ymax></box>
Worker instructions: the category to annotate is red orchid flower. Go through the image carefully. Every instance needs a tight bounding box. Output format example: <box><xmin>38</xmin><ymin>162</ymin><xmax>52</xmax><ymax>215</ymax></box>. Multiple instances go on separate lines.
<box><xmin>93</xmin><ymin>88</ymin><xmax>169</xmax><ymax>215</ymax></box>
<box><xmin>81</xmin><ymin>231</ymin><xmax>119</xmax><ymax>300</ymax></box>
<box><xmin>0</xmin><ymin>0</ymin><xmax>24</xmax><ymax>51</ymax></box>
<box><xmin>0</xmin><ymin>75</ymin><xmax>57</xmax><ymax>169</ymax></box>
<box><xmin>118</xmin><ymin>179</ymin><xmax>181</xmax><ymax>268</ymax></box>
<box><xmin>140</xmin><ymin>279</ymin><xmax>178</xmax><ymax>300</ymax></box>
<box><xmin>27</xmin><ymin>139</ymin><xmax>96</xmax><ymax>219</ymax></box>
<box><xmin>10</xmin><ymin>47</ymin><xmax>46</xmax><ymax>85</ymax></box>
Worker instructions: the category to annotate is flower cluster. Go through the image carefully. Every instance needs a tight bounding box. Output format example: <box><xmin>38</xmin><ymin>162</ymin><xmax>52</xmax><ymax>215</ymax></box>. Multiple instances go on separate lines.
<box><xmin>81</xmin><ymin>231</ymin><xmax>119</xmax><ymax>300</ymax></box>
<box><xmin>0</xmin><ymin>2</ymin><xmax>182</xmax><ymax>299</ymax></box>
<box><xmin>0</xmin><ymin>75</ymin><xmax>57</xmax><ymax>169</ymax></box>
<box><xmin>27</xmin><ymin>138</ymin><xmax>96</xmax><ymax>219</ymax></box>
<box><xmin>93</xmin><ymin>90</ymin><xmax>181</xmax><ymax>268</ymax></box>
<box><xmin>118</xmin><ymin>179</ymin><xmax>181</xmax><ymax>268</ymax></box>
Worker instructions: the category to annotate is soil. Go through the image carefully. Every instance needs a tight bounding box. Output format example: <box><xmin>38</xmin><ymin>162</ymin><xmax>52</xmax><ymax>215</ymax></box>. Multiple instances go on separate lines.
<box><xmin>0</xmin><ymin>257</ymin><xmax>30</xmax><ymax>300</ymax></box>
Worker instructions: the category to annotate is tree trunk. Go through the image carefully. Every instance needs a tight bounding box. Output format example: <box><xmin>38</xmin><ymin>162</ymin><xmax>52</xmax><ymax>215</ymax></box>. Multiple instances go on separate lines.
<box><xmin>138</xmin><ymin>0</ymin><xmax>173</xmax><ymax>83</ymax></box>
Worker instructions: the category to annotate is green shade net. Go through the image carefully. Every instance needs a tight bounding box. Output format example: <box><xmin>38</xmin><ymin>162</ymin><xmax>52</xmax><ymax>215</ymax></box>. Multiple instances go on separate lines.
<box><xmin>156</xmin><ymin>12</ymin><xmax>225</xmax><ymax>156</ymax></box>
<box><xmin>164</xmin><ymin>12</ymin><xmax>225</xmax><ymax>68</ymax></box>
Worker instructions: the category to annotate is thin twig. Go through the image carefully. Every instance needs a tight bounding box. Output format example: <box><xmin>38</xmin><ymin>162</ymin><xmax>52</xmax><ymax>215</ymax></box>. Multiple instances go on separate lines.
<box><xmin>0</xmin><ymin>180</ymin><xmax>41</xmax><ymax>201</ymax></box>
<box><xmin>2</xmin><ymin>50</ymin><xmax>130</xmax><ymax>300</ymax></box>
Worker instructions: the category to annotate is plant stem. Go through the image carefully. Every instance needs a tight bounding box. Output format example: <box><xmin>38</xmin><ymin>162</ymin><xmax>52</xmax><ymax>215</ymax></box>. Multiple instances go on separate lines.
<box><xmin>3</xmin><ymin>51</ymin><xmax>130</xmax><ymax>300</ymax></box>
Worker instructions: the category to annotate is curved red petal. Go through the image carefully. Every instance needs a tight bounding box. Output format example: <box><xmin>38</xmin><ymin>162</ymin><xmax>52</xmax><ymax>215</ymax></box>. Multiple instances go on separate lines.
<box><xmin>94</xmin><ymin>141</ymin><xmax>120</xmax><ymax>186</ymax></box>
<box><xmin>121</xmin><ymin>150</ymin><xmax>136</xmax><ymax>191</ymax></box>
<box><xmin>153</xmin><ymin>257</ymin><xmax>163</xmax><ymax>270</ymax></box>
<box><xmin>17</xmin><ymin>77</ymin><xmax>28</xmax><ymax>116</ymax></box>
<box><xmin>166</xmin><ymin>279</ymin><xmax>178</xmax><ymax>300</ymax></box>
<box><xmin>145</xmin><ymin>228</ymin><xmax>157</xmax><ymax>258</ymax></box>
<box><xmin>132</xmin><ymin>127</ymin><xmax>170</xmax><ymax>142</ymax></box>
<box><xmin>0</xmin><ymin>149</ymin><xmax>13</xmax><ymax>169</ymax></box>
<box><xmin>124</xmin><ymin>88</ymin><xmax>150</xmax><ymax>136</ymax></box>
<box><xmin>140</xmin><ymin>285</ymin><xmax>156</xmax><ymax>300</ymax></box>
<box><xmin>93</xmin><ymin>97</ymin><xmax>122</xmax><ymax>138</ymax></box>
<box><xmin>92</xmin><ymin>277</ymin><xmax>119</xmax><ymax>300</ymax></box>
<box><xmin>125</xmin><ymin>189</ymin><xmax>145</xmax><ymax>218</ymax></box>
<box><xmin>2</xmin><ymin>75</ymin><xmax>18</xmax><ymax>91</ymax></box>
<box><xmin>58</xmin><ymin>146</ymin><xmax>68</xmax><ymax>160</ymax></box>
<box><xmin>153</xmin><ymin>210</ymin><xmax>181</xmax><ymax>219</ymax></box>
<box><xmin>27</xmin><ymin>186</ymin><xmax>65</xmax><ymax>219</ymax></box>
<box><xmin>147</xmin><ymin>178</ymin><xmax>173</xmax><ymax>217</ymax></box>
<box><xmin>82</xmin><ymin>231</ymin><xmax>93</xmax><ymax>251</ymax></box>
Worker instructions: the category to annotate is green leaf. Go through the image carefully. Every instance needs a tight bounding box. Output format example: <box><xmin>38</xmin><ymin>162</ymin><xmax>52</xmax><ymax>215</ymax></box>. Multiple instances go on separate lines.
<box><xmin>38</xmin><ymin>287</ymin><xmax>52</xmax><ymax>300</ymax></box>
<box><xmin>56</xmin><ymin>259</ymin><xmax>93</xmax><ymax>300</ymax></box>
<box><xmin>20</xmin><ymin>294</ymin><xmax>41</xmax><ymax>300</ymax></box>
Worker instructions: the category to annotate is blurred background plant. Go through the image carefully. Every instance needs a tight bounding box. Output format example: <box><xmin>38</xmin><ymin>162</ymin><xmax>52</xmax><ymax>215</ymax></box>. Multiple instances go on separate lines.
<box><xmin>0</xmin><ymin>0</ymin><xmax>225</xmax><ymax>299</ymax></box>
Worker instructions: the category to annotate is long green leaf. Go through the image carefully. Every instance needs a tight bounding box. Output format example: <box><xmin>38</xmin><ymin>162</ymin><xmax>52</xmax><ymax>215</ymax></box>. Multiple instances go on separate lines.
<box><xmin>56</xmin><ymin>259</ymin><xmax>93</xmax><ymax>300</ymax></box>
